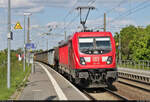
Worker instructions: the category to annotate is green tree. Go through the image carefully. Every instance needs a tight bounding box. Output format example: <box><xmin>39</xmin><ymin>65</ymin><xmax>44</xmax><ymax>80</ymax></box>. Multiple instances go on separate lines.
<box><xmin>119</xmin><ymin>25</ymin><xmax>137</xmax><ymax>60</ymax></box>
<box><xmin>129</xmin><ymin>26</ymin><xmax>150</xmax><ymax>61</ymax></box>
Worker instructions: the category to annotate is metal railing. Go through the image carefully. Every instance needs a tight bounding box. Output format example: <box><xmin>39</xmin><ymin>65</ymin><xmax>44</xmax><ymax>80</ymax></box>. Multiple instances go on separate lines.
<box><xmin>117</xmin><ymin>60</ymin><xmax>150</xmax><ymax>70</ymax></box>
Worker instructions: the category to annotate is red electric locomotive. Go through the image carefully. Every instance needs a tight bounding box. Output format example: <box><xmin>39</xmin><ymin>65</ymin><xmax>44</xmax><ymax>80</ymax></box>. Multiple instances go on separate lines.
<box><xmin>56</xmin><ymin>31</ymin><xmax>117</xmax><ymax>88</ymax></box>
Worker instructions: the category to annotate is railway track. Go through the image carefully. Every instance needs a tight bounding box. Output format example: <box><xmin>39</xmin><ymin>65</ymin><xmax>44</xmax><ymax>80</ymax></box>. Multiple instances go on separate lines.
<box><xmin>81</xmin><ymin>87</ymin><xmax>129</xmax><ymax>100</ymax></box>
<box><xmin>81</xmin><ymin>77</ymin><xmax>150</xmax><ymax>100</ymax></box>
<box><xmin>82</xmin><ymin>90</ymin><xmax>96</xmax><ymax>100</ymax></box>
<box><xmin>104</xmin><ymin>88</ymin><xmax>128</xmax><ymax>100</ymax></box>
<box><xmin>118</xmin><ymin>77</ymin><xmax>150</xmax><ymax>93</ymax></box>
<box><xmin>113</xmin><ymin>78</ymin><xmax>150</xmax><ymax>100</ymax></box>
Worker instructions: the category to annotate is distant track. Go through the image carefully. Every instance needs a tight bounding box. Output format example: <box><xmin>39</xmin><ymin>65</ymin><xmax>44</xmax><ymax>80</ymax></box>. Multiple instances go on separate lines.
<box><xmin>118</xmin><ymin>78</ymin><xmax>150</xmax><ymax>93</ymax></box>
<box><xmin>112</xmin><ymin>78</ymin><xmax>150</xmax><ymax>100</ymax></box>
<box><xmin>81</xmin><ymin>77</ymin><xmax>150</xmax><ymax>101</ymax></box>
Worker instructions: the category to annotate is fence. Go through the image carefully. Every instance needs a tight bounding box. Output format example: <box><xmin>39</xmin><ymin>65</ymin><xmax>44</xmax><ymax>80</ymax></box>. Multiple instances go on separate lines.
<box><xmin>117</xmin><ymin>60</ymin><xmax>150</xmax><ymax>70</ymax></box>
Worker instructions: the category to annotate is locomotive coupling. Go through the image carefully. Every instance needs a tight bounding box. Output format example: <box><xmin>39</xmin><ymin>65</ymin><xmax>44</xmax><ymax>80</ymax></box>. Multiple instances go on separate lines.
<box><xmin>79</xmin><ymin>72</ymin><xmax>89</xmax><ymax>79</ymax></box>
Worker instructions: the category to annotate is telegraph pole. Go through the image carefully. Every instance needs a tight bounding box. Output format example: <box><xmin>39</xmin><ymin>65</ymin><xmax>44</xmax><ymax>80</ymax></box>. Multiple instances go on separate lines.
<box><xmin>27</xmin><ymin>16</ymin><xmax>30</xmax><ymax>43</ymax></box>
<box><xmin>23</xmin><ymin>15</ymin><xmax>26</xmax><ymax>72</ymax></box>
<box><xmin>47</xmin><ymin>38</ymin><xmax>48</xmax><ymax>50</ymax></box>
<box><xmin>104</xmin><ymin>13</ymin><xmax>106</xmax><ymax>32</ymax></box>
<box><xmin>64</xmin><ymin>30</ymin><xmax>66</xmax><ymax>40</ymax></box>
<box><xmin>27</xmin><ymin>16</ymin><xmax>30</xmax><ymax>65</ymax></box>
<box><xmin>7</xmin><ymin>0</ymin><xmax>11</xmax><ymax>89</ymax></box>
<box><xmin>25</xmin><ymin>13</ymin><xmax>31</xmax><ymax>65</ymax></box>
<box><xmin>119</xmin><ymin>34</ymin><xmax>121</xmax><ymax>64</ymax></box>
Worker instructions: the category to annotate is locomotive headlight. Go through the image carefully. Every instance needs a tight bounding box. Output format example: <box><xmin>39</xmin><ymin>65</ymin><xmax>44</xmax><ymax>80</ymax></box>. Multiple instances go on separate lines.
<box><xmin>80</xmin><ymin>57</ymin><xmax>86</xmax><ymax>65</ymax></box>
<box><xmin>107</xmin><ymin>56</ymin><xmax>112</xmax><ymax>64</ymax></box>
<box><xmin>102</xmin><ymin>56</ymin><xmax>108</xmax><ymax>62</ymax></box>
<box><xmin>84</xmin><ymin>57</ymin><xmax>91</xmax><ymax>62</ymax></box>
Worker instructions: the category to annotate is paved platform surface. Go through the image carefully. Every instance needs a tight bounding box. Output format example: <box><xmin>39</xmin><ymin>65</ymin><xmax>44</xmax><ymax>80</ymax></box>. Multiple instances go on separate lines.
<box><xmin>19</xmin><ymin>62</ymin><xmax>89</xmax><ymax>100</ymax></box>
<box><xmin>118</xmin><ymin>67</ymin><xmax>150</xmax><ymax>77</ymax></box>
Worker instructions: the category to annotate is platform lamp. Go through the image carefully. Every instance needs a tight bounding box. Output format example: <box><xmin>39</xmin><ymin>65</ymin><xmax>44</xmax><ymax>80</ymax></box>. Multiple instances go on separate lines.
<box><xmin>24</xmin><ymin>12</ymin><xmax>32</xmax><ymax>69</ymax></box>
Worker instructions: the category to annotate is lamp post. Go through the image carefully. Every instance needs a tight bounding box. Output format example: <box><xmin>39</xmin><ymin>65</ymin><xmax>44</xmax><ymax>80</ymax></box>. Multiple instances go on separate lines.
<box><xmin>7</xmin><ymin>0</ymin><xmax>11</xmax><ymax>89</ymax></box>
<box><xmin>24</xmin><ymin>13</ymin><xmax>32</xmax><ymax>66</ymax></box>
<box><xmin>119</xmin><ymin>33</ymin><xmax>121</xmax><ymax>64</ymax></box>
<box><xmin>23</xmin><ymin>14</ymin><xmax>26</xmax><ymax>72</ymax></box>
<box><xmin>24</xmin><ymin>13</ymin><xmax>32</xmax><ymax>43</ymax></box>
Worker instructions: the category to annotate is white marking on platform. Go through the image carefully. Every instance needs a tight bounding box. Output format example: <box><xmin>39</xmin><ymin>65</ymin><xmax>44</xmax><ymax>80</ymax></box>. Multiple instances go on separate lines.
<box><xmin>46</xmin><ymin>64</ymin><xmax>89</xmax><ymax>100</ymax></box>
<box><xmin>38</xmin><ymin>63</ymin><xmax>67</xmax><ymax>100</ymax></box>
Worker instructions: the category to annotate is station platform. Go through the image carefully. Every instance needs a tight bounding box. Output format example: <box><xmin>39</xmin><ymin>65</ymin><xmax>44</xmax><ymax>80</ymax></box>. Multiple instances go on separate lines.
<box><xmin>18</xmin><ymin>62</ymin><xmax>89</xmax><ymax>100</ymax></box>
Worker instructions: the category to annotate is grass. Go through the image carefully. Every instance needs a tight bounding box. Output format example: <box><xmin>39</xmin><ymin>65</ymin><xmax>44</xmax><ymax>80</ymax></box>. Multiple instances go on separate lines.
<box><xmin>0</xmin><ymin>61</ymin><xmax>31</xmax><ymax>100</ymax></box>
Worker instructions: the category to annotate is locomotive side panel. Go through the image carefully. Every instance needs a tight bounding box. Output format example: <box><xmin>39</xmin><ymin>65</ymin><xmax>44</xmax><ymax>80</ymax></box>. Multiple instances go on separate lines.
<box><xmin>59</xmin><ymin>45</ymin><xmax>69</xmax><ymax>68</ymax></box>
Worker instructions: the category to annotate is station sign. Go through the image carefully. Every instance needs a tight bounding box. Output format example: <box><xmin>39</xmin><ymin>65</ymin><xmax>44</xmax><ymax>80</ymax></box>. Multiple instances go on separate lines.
<box><xmin>26</xmin><ymin>43</ymin><xmax>35</xmax><ymax>49</ymax></box>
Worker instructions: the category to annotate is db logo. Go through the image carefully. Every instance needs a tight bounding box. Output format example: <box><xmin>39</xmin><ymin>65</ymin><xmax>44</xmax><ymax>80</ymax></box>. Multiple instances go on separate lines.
<box><xmin>93</xmin><ymin>57</ymin><xmax>99</xmax><ymax>62</ymax></box>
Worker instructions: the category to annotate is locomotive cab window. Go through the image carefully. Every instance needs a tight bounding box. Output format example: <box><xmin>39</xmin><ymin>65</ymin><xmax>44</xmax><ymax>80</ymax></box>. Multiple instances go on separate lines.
<box><xmin>79</xmin><ymin>38</ymin><xmax>93</xmax><ymax>49</ymax></box>
<box><xmin>79</xmin><ymin>37</ymin><xmax>112</xmax><ymax>54</ymax></box>
<box><xmin>95</xmin><ymin>37</ymin><xmax>112</xmax><ymax>50</ymax></box>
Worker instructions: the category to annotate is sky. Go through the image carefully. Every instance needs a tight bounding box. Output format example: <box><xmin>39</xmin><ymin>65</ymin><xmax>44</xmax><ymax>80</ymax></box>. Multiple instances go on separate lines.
<box><xmin>0</xmin><ymin>0</ymin><xmax>150</xmax><ymax>51</ymax></box>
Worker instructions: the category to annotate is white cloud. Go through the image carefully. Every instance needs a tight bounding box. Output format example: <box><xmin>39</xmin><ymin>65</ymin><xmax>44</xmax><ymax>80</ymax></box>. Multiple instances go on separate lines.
<box><xmin>0</xmin><ymin>0</ymin><xmax>144</xmax><ymax>14</ymax></box>
<box><xmin>0</xmin><ymin>0</ymin><xmax>35</xmax><ymax>8</ymax></box>
<box><xmin>12</xmin><ymin>0</ymin><xmax>35</xmax><ymax>8</ymax></box>
<box><xmin>0</xmin><ymin>0</ymin><xmax>145</xmax><ymax>9</ymax></box>
<box><xmin>112</xmin><ymin>19</ymin><xmax>136</xmax><ymax>26</ymax></box>
<box><xmin>25</xmin><ymin>6</ymin><xmax>44</xmax><ymax>13</ymax></box>
<box><xmin>106</xmin><ymin>18</ymin><xmax>136</xmax><ymax>33</ymax></box>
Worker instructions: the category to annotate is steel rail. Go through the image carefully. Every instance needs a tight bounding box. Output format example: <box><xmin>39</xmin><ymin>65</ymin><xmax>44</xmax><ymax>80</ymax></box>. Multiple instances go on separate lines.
<box><xmin>82</xmin><ymin>90</ymin><xmax>96</xmax><ymax>101</ymax></box>
<box><xmin>104</xmin><ymin>88</ymin><xmax>129</xmax><ymax>101</ymax></box>
<box><xmin>118</xmin><ymin>79</ymin><xmax>150</xmax><ymax>93</ymax></box>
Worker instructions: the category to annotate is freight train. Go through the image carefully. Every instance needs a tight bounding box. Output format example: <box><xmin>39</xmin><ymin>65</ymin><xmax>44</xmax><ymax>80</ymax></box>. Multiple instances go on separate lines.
<box><xmin>34</xmin><ymin>31</ymin><xmax>118</xmax><ymax>88</ymax></box>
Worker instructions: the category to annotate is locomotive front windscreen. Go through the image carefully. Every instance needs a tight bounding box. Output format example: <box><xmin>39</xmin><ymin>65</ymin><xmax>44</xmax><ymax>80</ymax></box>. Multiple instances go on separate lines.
<box><xmin>79</xmin><ymin>37</ymin><xmax>112</xmax><ymax>54</ymax></box>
